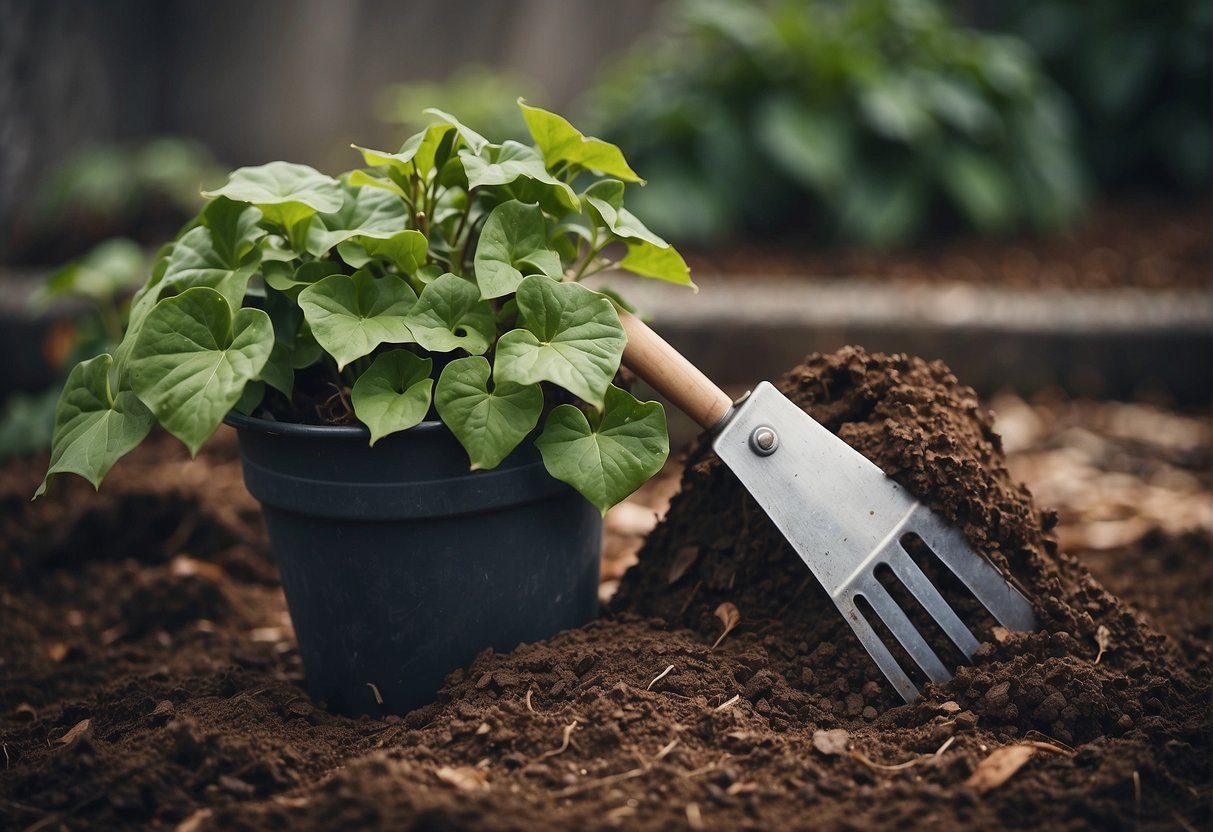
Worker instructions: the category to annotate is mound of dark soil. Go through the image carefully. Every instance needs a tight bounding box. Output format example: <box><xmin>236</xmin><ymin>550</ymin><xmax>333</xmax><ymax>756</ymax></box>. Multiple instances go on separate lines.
<box><xmin>0</xmin><ymin>349</ymin><xmax>1207</xmax><ymax>831</ymax></box>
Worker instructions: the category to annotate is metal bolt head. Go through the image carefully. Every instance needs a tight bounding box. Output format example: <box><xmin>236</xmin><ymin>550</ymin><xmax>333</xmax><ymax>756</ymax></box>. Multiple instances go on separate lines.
<box><xmin>750</xmin><ymin>426</ymin><xmax>779</xmax><ymax>455</ymax></box>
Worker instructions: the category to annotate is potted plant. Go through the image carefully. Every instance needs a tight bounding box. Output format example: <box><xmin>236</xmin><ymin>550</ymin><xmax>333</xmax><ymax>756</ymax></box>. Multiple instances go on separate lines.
<box><xmin>36</xmin><ymin>101</ymin><xmax>694</xmax><ymax>716</ymax></box>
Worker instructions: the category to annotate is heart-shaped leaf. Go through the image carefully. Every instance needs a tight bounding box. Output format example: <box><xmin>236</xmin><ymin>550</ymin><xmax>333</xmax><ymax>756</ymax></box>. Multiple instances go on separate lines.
<box><xmin>351</xmin><ymin>350</ymin><xmax>434</xmax><ymax>445</ymax></box>
<box><xmin>338</xmin><ymin>229</ymin><xmax>428</xmax><ymax>272</ymax></box>
<box><xmin>36</xmin><ymin>354</ymin><xmax>154</xmax><ymax>496</ymax></box>
<box><xmin>404</xmin><ymin>273</ymin><xmax>495</xmax><ymax>355</ymax></box>
<box><xmin>519</xmin><ymin>101</ymin><xmax>642</xmax><ymax>182</ymax></box>
<box><xmin>619</xmin><ymin>240</ymin><xmax>694</xmax><ymax>289</ymax></box>
<box><xmin>160</xmin><ymin>225</ymin><xmax>261</xmax><ymax>309</ymax></box>
<box><xmin>128</xmin><ymin>287</ymin><xmax>274</xmax><ymax>454</ymax></box>
<box><xmin>305</xmin><ymin>183</ymin><xmax>409</xmax><ymax>255</ymax></box>
<box><xmin>473</xmin><ymin>200</ymin><xmax>563</xmax><ymax>299</ymax></box>
<box><xmin>493</xmin><ymin>276</ymin><xmax>624</xmax><ymax>408</ymax></box>
<box><xmin>535</xmin><ymin>385</ymin><xmax>669</xmax><ymax>514</ymax></box>
<box><xmin>462</xmin><ymin>141</ymin><xmax>578</xmax><ymax>211</ymax></box>
<box><xmin>203</xmin><ymin>161</ymin><xmax>343</xmax><ymax>233</ymax></box>
<box><xmin>297</xmin><ymin>271</ymin><xmax>417</xmax><ymax>370</ymax></box>
<box><xmin>201</xmin><ymin>197</ymin><xmax>267</xmax><ymax>264</ymax></box>
<box><xmin>263</xmin><ymin>259</ymin><xmax>344</xmax><ymax>293</ymax></box>
<box><xmin>583</xmin><ymin>180</ymin><xmax>666</xmax><ymax>247</ymax></box>
<box><xmin>422</xmin><ymin>108</ymin><xmax>489</xmax><ymax>155</ymax></box>
<box><xmin>435</xmin><ymin>356</ymin><xmax>542</xmax><ymax>471</ymax></box>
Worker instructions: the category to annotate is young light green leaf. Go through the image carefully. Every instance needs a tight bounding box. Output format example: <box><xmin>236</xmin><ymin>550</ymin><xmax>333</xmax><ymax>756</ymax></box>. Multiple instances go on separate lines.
<box><xmin>422</xmin><ymin>108</ymin><xmax>489</xmax><ymax>155</ymax></box>
<box><xmin>201</xmin><ymin>197</ymin><xmax>266</xmax><ymax>264</ymax></box>
<box><xmin>203</xmin><ymin>161</ymin><xmax>343</xmax><ymax>232</ymax></box>
<box><xmin>473</xmin><ymin>200</ymin><xmax>563</xmax><ymax>299</ymax></box>
<box><xmin>435</xmin><ymin>356</ymin><xmax>542</xmax><ymax>470</ymax></box>
<box><xmin>353</xmin><ymin>122</ymin><xmax>456</xmax><ymax>177</ymax></box>
<box><xmin>297</xmin><ymin>271</ymin><xmax>417</xmax><ymax>370</ymax></box>
<box><xmin>404</xmin><ymin>273</ymin><xmax>495</xmax><ymax>355</ymax></box>
<box><xmin>114</xmin><ymin>243</ymin><xmax>173</xmax><ymax>375</ymax></box>
<box><xmin>535</xmin><ymin>385</ymin><xmax>669</xmax><ymax>515</ymax></box>
<box><xmin>128</xmin><ymin>287</ymin><xmax>274</xmax><ymax>455</ymax></box>
<box><xmin>462</xmin><ymin>141</ymin><xmax>578</xmax><ymax>210</ymax></box>
<box><xmin>619</xmin><ymin>239</ymin><xmax>694</xmax><ymax>289</ymax></box>
<box><xmin>583</xmin><ymin>180</ymin><xmax>671</xmax><ymax>248</ymax></box>
<box><xmin>347</xmin><ymin>169</ymin><xmax>406</xmax><ymax>197</ymax></box>
<box><xmin>339</xmin><ymin>229</ymin><xmax>428</xmax><ymax>272</ymax></box>
<box><xmin>519</xmin><ymin>100</ymin><xmax>642</xmax><ymax>182</ymax></box>
<box><xmin>493</xmin><ymin>276</ymin><xmax>624</xmax><ymax>408</ymax></box>
<box><xmin>35</xmin><ymin>353</ymin><xmax>154</xmax><ymax>496</ymax></box>
<box><xmin>305</xmin><ymin>183</ymin><xmax>409</xmax><ymax>255</ymax></box>
<box><xmin>350</xmin><ymin>350</ymin><xmax>434</xmax><ymax>445</ymax></box>
<box><xmin>161</xmin><ymin>224</ymin><xmax>262</xmax><ymax>309</ymax></box>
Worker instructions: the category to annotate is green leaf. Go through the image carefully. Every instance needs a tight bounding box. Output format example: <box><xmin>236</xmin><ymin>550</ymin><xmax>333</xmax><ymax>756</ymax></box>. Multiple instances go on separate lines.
<box><xmin>36</xmin><ymin>354</ymin><xmax>154</xmax><ymax>496</ymax></box>
<box><xmin>297</xmin><ymin>271</ymin><xmax>417</xmax><ymax>370</ymax></box>
<box><xmin>462</xmin><ymin>141</ymin><xmax>579</xmax><ymax>210</ymax></box>
<box><xmin>305</xmin><ymin>183</ymin><xmax>409</xmax><ymax>255</ymax></box>
<box><xmin>203</xmin><ymin>161</ymin><xmax>343</xmax><ymax>232</ymax></box>
<box><xmin>405</xmin><ymin>273</ymin><xmax>495</xmax><ymax>355</ymax></box>
<box><xmin>618</xmin><ymin>240</ymin><xmax>694</xmax><ymax>289</ymax></box>
<box><xmin>339</xmin><ymin>229</ymin><xmax>428</xmax><ymax>272</ymax></box>
<box><xmin>353</xmin><ymin>122</ymin><xmax>456</xmax><ymax>178</ymax></box>
<box><xmin>128</xmin><ymin>287</ymin><xmax>274</xmax><ymax>455</ymax></box>
<box><xmin>583</xmin><ymin>180</ymin><xmax>666</xmax><ymax>247</ymax></box>
<box><xmin>493</xmin><ymin>276</ymin><xmax>624</xmax><ymax>408</ymax></box>
<box><xmin>422</xmin><ymin>108</ymin><xmax>489</xmax><ymax>155</ymax></box>
<box><xmin>535</xmin><ymin>385</ymin><xmax>668</xmax><ymax>515</ymax></box>
<box><xmin>263</xmin><ymin>259</ymin><xmax>344</xmax><ymax>293</ymax></box>
<box><xmin>473</xmin><ymin>200</ymin><xmax>563</xmax><ymax>298</ymax></box>
<box><xmin>435</xmin><ymin>356</ymin><xmax>542</xmax><ymax>470</ymax></box>
<box><xmin>350</xmin><ymin>350</ymin><xmax>433</xmax><ymax>445</ymax></box>
<box><xmin>114</xmin><ymin>243</ymin><xmax>173</xmax><ymax>375</ymax></box>
<box><xmin>519</xmin><ymin>100</ymin><xmax>642</xmax><ymax>182</ymax></box>
<box><xmin>939</xmin><ymin>148</ymin><xmax>1016</xmax><ymax>234</ymax></box>
<box><xmin>754</xmin><ymin>96</ymin><xmax>851</xmax><ymax>193</ymax></box>
<box><xmin>201</xmin><ymin>197</ymin><xmax>267</xmax><ymax>264</ymax></box>
<box><xmin>161</xmin><ymin>224</ymin><xmax>261</xmax><ymax>310</ymax></box>
<box><xmin>39</xmin><ymin>238</ymin><xmax>146</xmax><ymax>306</ymax></box>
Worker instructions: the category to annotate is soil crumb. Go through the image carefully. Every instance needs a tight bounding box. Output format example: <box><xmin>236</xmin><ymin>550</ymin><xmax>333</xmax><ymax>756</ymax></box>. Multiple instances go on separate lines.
<box><xmin>1</xmin><ymin>351</ymin><xmax>1208</xmax><ymax>831</ymax></box>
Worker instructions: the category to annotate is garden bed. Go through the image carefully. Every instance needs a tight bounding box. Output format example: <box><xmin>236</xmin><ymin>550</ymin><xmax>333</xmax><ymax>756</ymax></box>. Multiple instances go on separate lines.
<box><xmin>1</xmin><ymin>348</ymin><xmax>1208</xmax><ymax>831</ymax></box>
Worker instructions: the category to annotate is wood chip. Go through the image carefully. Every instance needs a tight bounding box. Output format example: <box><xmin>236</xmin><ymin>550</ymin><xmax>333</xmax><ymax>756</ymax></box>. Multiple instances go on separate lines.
<box><xmin>667</xmin><ymin>546</ymin><xmax>699</xmax><ymax>584</ymax></box>
<box><xmin>964</xmin><ymin>744</ymin><xmax>1037</xmax><ymax>794</ymax></box>
<box><xmin>435</xmin><ymin>765</ymin><xmax>489</xmax><ymax>791</ymax></box>
<box><xmin>812</xmin><ymin>728</ymin><xmax>849</xmax><ymax>756</ymax></box>
<box><xmin>711</xmin><ymin>602</ymin><xmax>740</xmax><ymax>649</ymax></box>
<box><xmin>55</xmin><ymin>718</ymin><xmax>92</xmax><ymax>746</ymax></box>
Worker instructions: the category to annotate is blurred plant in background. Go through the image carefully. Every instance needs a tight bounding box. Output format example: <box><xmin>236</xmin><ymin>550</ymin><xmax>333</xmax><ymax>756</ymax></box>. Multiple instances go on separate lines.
<box><xmin>998</xmin><ymin>0</ymin><xmax>1211</xmax><ymax>194</ymax></box>
<box><xmin>6</xmin><ymin>137</ymin><xmax>220</xmax><ymax>266</ymax></box>
<box><xmin>375</xmin><ymin>66</ymin><xmax>542</xmax><ymax>144</ymax></box>
<box><xmin>583</xmin><ymin>0</ymin><xmax>1087</xmax><ymax>248</ymax></box>
<box><xmin>0</xmin><ymin>239</ymin><xmax>146</xmax><ymax>461</ymax></box>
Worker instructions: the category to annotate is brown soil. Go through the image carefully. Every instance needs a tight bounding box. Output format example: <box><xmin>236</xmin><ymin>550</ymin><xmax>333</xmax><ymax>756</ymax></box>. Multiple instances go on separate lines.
<box><xmin>1</xmin><ymin>350</ymin><xmax>1208</xmax><ymax>831</ymax></box>
<box><xmin>688</xmin><ymin>198</ymin><xmax>1211</xmax><ymax>290</ymax></box>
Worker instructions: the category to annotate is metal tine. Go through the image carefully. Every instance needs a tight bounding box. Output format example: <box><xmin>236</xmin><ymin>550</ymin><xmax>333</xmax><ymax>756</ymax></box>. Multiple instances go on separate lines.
<box><xmin>884</xmin><ymin>545</ymin><xmax>981</xmax><ymax>659</ymax></box>
<box><xmin>840</xmin><ymin>595</ymin><xmax>920</xmax><ymax>704</ymax></box>
<box><xmin>856</xmin><ymin>578</ymin><xmax>952</xmax><ymax>685</ymax></box>
<box><xmin>908</xmin><ymin>506</ymin><xmax>1037</xmax><ymax>632</ymax></box>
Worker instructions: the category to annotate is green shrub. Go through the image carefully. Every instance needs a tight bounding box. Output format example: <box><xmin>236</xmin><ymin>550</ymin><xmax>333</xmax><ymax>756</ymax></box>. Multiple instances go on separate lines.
<box><xmin>998</xmin><ymin>0</ymin><xmax>1211</xmax><ymax>193</ymax></box>
<box><xmin>584</xmin><ymin>0</ymin><xmax>1087</xmax><ymax>247</ymax></box>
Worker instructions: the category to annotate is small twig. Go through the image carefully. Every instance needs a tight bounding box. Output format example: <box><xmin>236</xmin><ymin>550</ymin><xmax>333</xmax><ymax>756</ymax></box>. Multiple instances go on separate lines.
<box><xmin>525</xmin><ymin>688</ymin><xmax>535</xmax><ymax>713</ymax></box>
<box><xmin>848</xmin><ymin>751</ymin><xmax>924</xmax><ymax>772</ymax></box>
<box><xmin>654</xmin><ymin>737</ymin><xmax>680</xmax><ymax>761</ymax></box>
<box><xmin>685</xmin><ymin>802</ymin><xmax>704</xmax><ymax>830</ymax></box>
<box><xmin>1171</xmin><ymin>812</ymin><xmax>1199</xmax><ymax>832</ymax></box>
<box><xmin>555</xmin><ymin>766</ymin><xmax>647</xmax><ymax>797</ymax></box>
<box><xmin>647</xmin><ymin>665</ymin><xmax>675</xmax><ymax>691</ymax></box>
<box><xmin>366</xmin><ymin>682</ymin><xmax>384</xmax><ymax>706</ymax></box>
<box><xmin>934</xmin><ymin>736</ymin><xmax>956</xmax><ymax>757</ymax></box>
<box><xmin>1133</xmin><ymin>770</ymin><xmax>1142</xmax><ymax>831</ymax></box>
<box><xmin>1023</xmin><ymin>731</ymin><xmax>1076</xmax><ymax>756</ymax></box>
<box><xmin>541</xmin><ymin>720</ymin><xmax>579</xmax><ymax>759</ymax></box>
<box><xmin>712</xmin><ymin>694</ymin><xmax>740</xmax><ymax>713</ymax></box>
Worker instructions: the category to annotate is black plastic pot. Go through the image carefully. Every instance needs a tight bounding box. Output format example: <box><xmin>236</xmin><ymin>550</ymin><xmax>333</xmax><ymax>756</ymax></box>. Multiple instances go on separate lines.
<box><xmin>224</xmin><ymin>413</ymin><xmax>601</xmax><ymax>717</ymax></box>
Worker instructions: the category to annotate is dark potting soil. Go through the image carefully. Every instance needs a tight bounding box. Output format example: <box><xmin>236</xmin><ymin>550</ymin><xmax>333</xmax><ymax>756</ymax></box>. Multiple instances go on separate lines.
<box><xmin>0</xmin><ymin>350</ymin><xmax>1208</xmax><ymax>831</ymax></box>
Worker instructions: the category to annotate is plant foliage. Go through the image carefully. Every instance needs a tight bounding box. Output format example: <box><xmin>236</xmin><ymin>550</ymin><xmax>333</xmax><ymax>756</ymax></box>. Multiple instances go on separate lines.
<box><xmin>584</xmin><ymin>0</ymin><xmax>1088</xmax><ymax>248</ymax></box>
<box><xmin>39</xmin><ymin>102</ymin><xmax>690</xmax><ymax>514</ymax></box>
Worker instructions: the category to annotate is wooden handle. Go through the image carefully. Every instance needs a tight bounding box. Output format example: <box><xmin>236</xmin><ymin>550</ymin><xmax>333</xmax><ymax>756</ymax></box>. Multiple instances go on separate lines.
<box><xmin>619</xmin><ymin>310</ymin><xmax>734</xmax><ymax>430</ymax></box>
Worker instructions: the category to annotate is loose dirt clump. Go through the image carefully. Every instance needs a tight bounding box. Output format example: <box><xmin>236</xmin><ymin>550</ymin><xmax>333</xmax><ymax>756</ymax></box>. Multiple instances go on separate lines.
<box><xmin>1</xmin><ymin>349</ymin><xmax>1208</xmax><ymax>831</ymax></box>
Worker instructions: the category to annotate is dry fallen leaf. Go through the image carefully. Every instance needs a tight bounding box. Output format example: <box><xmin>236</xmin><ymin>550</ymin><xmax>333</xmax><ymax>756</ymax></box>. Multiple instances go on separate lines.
<box><xmin>435</xmin><ymin>765</ymin><xmax>489</xmax><ymax>791</ymax></box>
<box><xmin>711</xmin><ymin>602</ymin><xmax>741</xmax><ymax>649</ymax></box>
<box><xmin>55</xmin><ymin>718</ymin><xmax>92</xmax><ymax>746</ymax></box>
<box><xmin>812</xmin><ymin>728</ymin><xmax>850</xmax><ymax>756</ymax></box>
<box><xmin>667</xmin><ymin>546</ymin><xmax>700</xmax><ymax>584</ymax></box>
<box><xmin>964</xmin><ymin>744</ymin><xmax>1037</xmax><ymax>794</ymax></box>
<box><xmin>1094</xmin><ymin>624</ymin><xmax>1111</xmax><ymax>664</ymax></box>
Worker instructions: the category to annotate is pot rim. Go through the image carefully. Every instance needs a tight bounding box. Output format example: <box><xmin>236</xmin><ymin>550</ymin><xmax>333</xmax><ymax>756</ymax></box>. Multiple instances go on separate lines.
<box><xmin>224</xmin><ymin>410</ymin><xmax>445</xmax><ymax>440</ymax></box>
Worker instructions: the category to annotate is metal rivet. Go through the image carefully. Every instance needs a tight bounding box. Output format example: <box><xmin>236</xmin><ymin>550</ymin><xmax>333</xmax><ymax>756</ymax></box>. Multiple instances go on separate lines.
<box><xmin>750</xmin><ymin>426</ymin><xmax>778</xmax><ymax>456</ymax></box>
